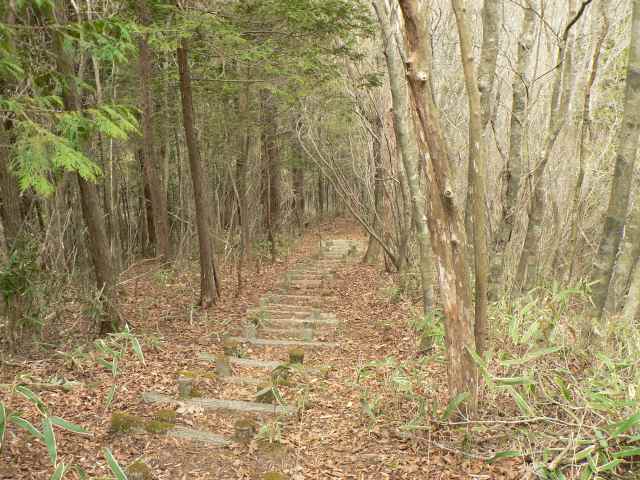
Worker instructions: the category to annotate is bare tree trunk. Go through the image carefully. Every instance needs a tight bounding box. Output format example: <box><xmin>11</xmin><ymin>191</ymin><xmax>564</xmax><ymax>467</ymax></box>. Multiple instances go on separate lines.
<box><xmin>292</xmin><ymin>165</ymin><xmax>305</xmax><ymax>232</ymax></box>
<box><xmin>374</xmin><ymin>0</ymin><xmax>434</xmax><ymax>313</ymax></box>
<box><xmin>363</xmin><ymin>112</ymin><xmax>384</xmax><ymax>265</ymax></box>
<box><xmin>137</xmin><ymin>0</ymin><xmax>171</xmax><ymax>260</ymax></box>
<box><xmin>607</xmin><ymin>190</ymin><xmax>640</xmax><ymax>312</ymax></box>
<box><xmin>622</xmin><ymin>257</ymin><xmax>640</xmax><ymax>323</ymax></box>
<box><xmin>452</xmin><ymin>0</ymin><xmax>490</xmax><ymax>355</ymax></box>
<box><xmin>398</xmin><ymin>0</ymin><xmax>478</xmax><ymax>404</ymax></box>
<box><xmin>261</xmin><ymin>90</ymin><xmax>281</xmax><ymax>237</ymax></box>
<box><xmin>567</xmin><ymin>2</ymin><xmax>608</xmax><ymax>283</ymax></box>
<box><xmin>517</xmin><ymin>0</ymin><xmax>582</xmax><ymax>291</ymax></box>
<box><xmin>491</xmin><ymin>1</ymin><xmax>535</xmax><ymax>296</ymax></box>
<box><xmin>478</xmin><ymin>0</ymin><xmax>499</xmax><ymax>128</ymax></box>
<box><xmin>235</xmin><ymin>66</ymin><xmax>251</xmax><ymax>293</ymax></box>
<box><xmin>53</xmin><ymin>0</ymin><xmax>119</xmax><ymax>334</ymax></box>
<box><xmin>176</xmin><ymin>39</ymin><xmax>219</xmax><ymax>308</ymax></box>
<box><xmin>591</xmin><ymin>0</ymin><xmax>640</xmax><ymax>319</ymax></box>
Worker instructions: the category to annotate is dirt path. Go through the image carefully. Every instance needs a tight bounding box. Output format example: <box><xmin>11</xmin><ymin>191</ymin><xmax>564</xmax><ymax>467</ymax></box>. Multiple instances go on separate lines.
<box><xmin>1</xmin><ymin>220</ymin><xmax>524</xmax><ymax>479</ymax></box>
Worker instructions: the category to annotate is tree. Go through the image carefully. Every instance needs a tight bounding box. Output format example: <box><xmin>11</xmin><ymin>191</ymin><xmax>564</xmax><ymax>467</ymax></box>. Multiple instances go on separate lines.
<box><xmin>53</xmin><ymin>0</ymin><xmax>120</xmax><ymax>334</ymax></box>
<box><xmin>452</xmin><ymin>0</ymin><xmax>490</xmax><ymax>354</ymax></box>
<box><xmin>136</xmin><ymin>0</ymin><xmax>171</xmax><ymax>260</ymax></box>
<box><xmin>591</xmin><ymin>0</ymin><xmax>640</xmax><ymax>320</ymax></box>
<box><xmin>176</xmin><ymin>38</ymin><xmax>220</xmax><ymax>308</ymax></box>
<box><xmin>398</xmin><ymin>0</ymin><xmax>478</xmax><ymax>404</ymax></box>
<box><xmin>373</xmin><ymin>0</ymin><xmax>434</xmax><ymax>314</ymax></box>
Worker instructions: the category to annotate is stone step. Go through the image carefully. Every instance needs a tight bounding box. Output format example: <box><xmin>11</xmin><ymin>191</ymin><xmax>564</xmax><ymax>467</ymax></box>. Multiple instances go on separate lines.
<box><xmin>142</xmin><ymin>391</ymin><xmax>296</xmax><ymax>416</ymax></box>
<box><xmin>168</xmin><ymin>426</ymin><xmax>230</xmax><ymax>446</ymax></box>
<box><xmin>262</xmin><ymin>317</ymin><xmax>338</xmax><ymax>328</ymax></box>
<box><xmin>199</xmin><ymin>353</ymin><xmax>323</xmax><ymax>375</ymax></box>
<box><xmin>229</xmin><ymin>336</ymin><xmax>339</xmax><ymax>348</ymax></box>
<box><xmin>199</xmin><ymin>353</ymin><xmax>282</xmax><ymax>369</ymax></box>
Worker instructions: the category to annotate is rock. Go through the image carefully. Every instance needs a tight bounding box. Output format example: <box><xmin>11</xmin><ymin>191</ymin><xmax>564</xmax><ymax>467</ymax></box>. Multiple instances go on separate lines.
<box><xmin>216</xmin><ymin>355</ymin><xmax>232</xmax><ymax>377</ymax></box>
<box><xmin>223</xmin><ymin>338</ymin><xmax>241</xmax><ymax>357</ymax></box>
<box><xmin>256</xmin><ymin>384</ymin><xmax>276</xmax><ymax>404</ymax></box>
<box><xmin>288</xmin><ymin>348</ymin><xmax>304</xmax><ymax>364</ymax></box>
<box><xmin>233</xmin><ymin>418</ymin><xmax>257</xmax><ymax>444</ymax></box>
<box><xmin>245</xmin><ymin>323</ymin><xmax>258</xmax><ymax>339</ymax></box>
<box><xmin>110</xmin><ymin>411</ymin><xmax>144</xmax><ymax>433</ymax></box>
<box><xmin>126</xmin><ymin>461</ymin><xmax>153</xmax><ymax>480</ymax></box>
<box><xmin>177</xmin><ymin>376</ymin><xmax>193</xmax><ymax>399</ymax></box>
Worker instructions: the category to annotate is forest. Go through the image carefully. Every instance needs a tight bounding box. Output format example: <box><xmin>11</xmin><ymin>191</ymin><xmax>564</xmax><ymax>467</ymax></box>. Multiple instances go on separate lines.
<box><xmin>1</xmin><ymin>0</ymin><xmax>640</xmax><ymax>478</ymax></box>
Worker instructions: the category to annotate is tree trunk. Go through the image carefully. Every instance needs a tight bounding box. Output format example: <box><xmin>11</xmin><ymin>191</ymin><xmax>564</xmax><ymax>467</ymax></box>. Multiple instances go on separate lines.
<box><xmin>452</xmin><ymin>0</ymin><xmax>490</xmax><ymax>355</ymax></box>
<box><xmin>398</xmin><ymin>0</ymin><xmax>478</xmax><ymax>405</ymax></box>
<box><xmin>374</xmin><ymin>0</ymin><xmax>434</xmax><ymax>313</ymax></box>
<box><xmin>607</xmin><ymin>189</ymin><xmax>640</xmax><ymax>312</ymax></box>
<box><xmin>261</xmin><ymin>90</ymin><xmax>281</xmax><ymax>237</ymax></box>
<box><xmin>363</xmin><ymin>111</ymin><xmax>384</xmax><ymax>265</ymax></box>
<box><xmin>292</xmin><ymin>165</ymin><xmax>305</xmax><ymax>232</ymax></box>
<box><xmin>622</xmin><ymin>257</ymin><xmax>640</xmax><ymax>323</ymax></box>
<box><xmin>478</xmin><ymin>0</ymin><xmax>499</xmax><ymax>128</ymax></box>
<box><xmin>176</xmin><ymin>39</ymin><xmax>219</xmax><ymax>308</ymax></box>
<box><xmin>0</xmin><ymin>113</ymin><xmax>27</xmax><ymax>347</ymax></box>
<box><xmin>137</xmin><ymin>0</ymin><xmax>171</xmax><ymax>260</ymax></box>
<box><xmin>318</xmin><ymin>174</ymin><xmax>325</xmax><ymax>217</ymax></box>
<box><xmin>567</xmin><ymin>3</ymin><xmax>607</xmax><ymax>284</ymax></box>
<box><xmin>517</xmin><ymin>1</ymin><xmax>579</xmax><ymax>291</ymax></box>
<box><xmin>591</xmin><ymin>0</ymin><xmax>640</xmax><ymax>319</ymax></box>
<box><xmin>491</xmin><ymin>1</ymin><xmax>535</xmax><ymax>296</ymax></box>
<box><xmin>53</xmin><ymin>0</ymin><xmax>120</xmax><ymax>334</ymax></box>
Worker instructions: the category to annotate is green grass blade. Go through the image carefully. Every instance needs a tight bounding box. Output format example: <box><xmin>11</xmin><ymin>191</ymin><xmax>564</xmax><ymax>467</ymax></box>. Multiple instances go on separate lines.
<box><xmin>42</xmin><ymin>417</ymin><xmax>57</xmax><ymax>467</ymax></box>
<box><xmin>441</xmin><ymin>392</ymin><xmax>470</xmax><ymax>420</ymax></box>
<box><xmin>103</xmin><ymin>448</ymin><xmax>128</xmax><ymax>480</ymax></box>
<box><xmin>49</xmin><ymin>416</ymin><xmax>90</xmax><ymax>435</ymax></box>
<box><xmin>0</xmin><ymin>402</ymin><xmax>6</xmax><ymax>449</ymax></box>
<box><xmin>11</xmin><ymin>416</ymin><xmax>44</xmax><ymax>441</ymax></box>
<box><xmin>49</xmin><ymin>463</ymin><xmax>67</xmax><ymax>480</ymax></box>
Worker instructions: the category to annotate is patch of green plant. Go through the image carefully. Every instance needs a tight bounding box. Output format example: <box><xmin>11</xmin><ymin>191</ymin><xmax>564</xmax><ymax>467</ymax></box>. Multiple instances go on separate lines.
<box><xmin>1</xmin><ymin>386</ymin><xmax>90</xmax><ymax>478</ymax></box>
<box><xmin>256</xmin><ymin>420</ymin><xmax>283</xmax><ymax>445</ymax></box>
<box><xmin>94</xmin><ymin>325</ymin><xmax>146</xmax><ymax>409</ymax></box>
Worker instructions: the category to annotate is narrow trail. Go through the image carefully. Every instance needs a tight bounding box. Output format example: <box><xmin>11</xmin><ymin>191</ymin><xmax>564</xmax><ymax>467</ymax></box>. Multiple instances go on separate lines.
<box><xmin>140</xmin><ymin>239</ymin><xmax>363</xmax><ymax>451</ymax></box>
<box><xmin>119</xmin><ymin>227</ymin><xmax>520</xmax><ymax>479</ymax></box>
<box><xmin>1</xmin><ymin>222</ymin><xmax>522</xmax><ymax>479</ymax></box>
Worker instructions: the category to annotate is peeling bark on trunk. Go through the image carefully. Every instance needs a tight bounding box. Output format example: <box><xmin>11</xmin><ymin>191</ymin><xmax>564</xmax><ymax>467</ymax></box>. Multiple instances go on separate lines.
<box><xmin>591</xmin><ymin>0</ymin><xmax>640</xmax><ymax>319</ymax></box>
<box><xmin>177</xmin><ymin>39</ymin><xmax>219</xmax><ymax>308</ymax></box>
<box><xmin>398</xmin><ymin>0</ymin><xmax>478</xmax><ymax>405</ymax></box>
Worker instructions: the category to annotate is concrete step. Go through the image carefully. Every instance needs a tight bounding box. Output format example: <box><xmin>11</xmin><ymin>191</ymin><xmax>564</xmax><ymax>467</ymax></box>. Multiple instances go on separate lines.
<box><xmin>142</xmin><ymin>391</ymin><xmax>296</xmax><ymax>415</ymax></box>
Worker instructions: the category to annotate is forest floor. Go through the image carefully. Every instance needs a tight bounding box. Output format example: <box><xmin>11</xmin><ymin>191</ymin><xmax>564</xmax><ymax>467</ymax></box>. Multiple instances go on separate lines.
<box><xmin>1</xmin><ymin>218</ymin><xmax>527</xmax><ymax>480</ymax></box>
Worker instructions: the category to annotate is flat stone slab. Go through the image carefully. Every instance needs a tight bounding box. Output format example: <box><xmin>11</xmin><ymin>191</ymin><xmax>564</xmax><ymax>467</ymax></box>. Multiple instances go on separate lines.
<box><xmin>168</xmin><ymin>426</ymin><xmax>231</xmax><ymax>446</ymax></box>
<box><xmin>263</xmin><ymin>317</ymin><xmax>338</xmax><ymax>327</ymax></box>
<box><xmin>142</xmin><ymin>391</ymin><xmax>296</xmax><ymax>415</ymax></box>
<box><xmin>199</xmin><ymin>352</ymin><xmax>283</xmax><ymax>369</ymax></box>
<box><xmin>229</xmin><ymin>336</ymin><xmax>339</xmax><ymax>348</ymax></box>
<box><xmin>222</xmin><ymin>376</ymin><xmax>263</xmax><ymax>386</ymax></box>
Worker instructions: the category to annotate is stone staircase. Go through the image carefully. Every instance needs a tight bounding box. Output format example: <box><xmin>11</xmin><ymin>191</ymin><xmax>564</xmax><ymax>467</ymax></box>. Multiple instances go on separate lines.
<box><xmin>141</xmin><ymin>238</ymin><xmax>364</xmax><ymax>447</ymax></box>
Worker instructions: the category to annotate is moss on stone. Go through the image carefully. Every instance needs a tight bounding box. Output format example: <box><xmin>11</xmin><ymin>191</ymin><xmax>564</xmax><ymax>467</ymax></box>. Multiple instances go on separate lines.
<box><xmin>154</xmin><ymin>409</ymin><xmax>177</xmax><ymax>423</ymax></box>
<box><xmin>233</xmin><ymin>418</ymin><xmax>257</xmax><ymax>444</ymax></box>
<box><xmin>288</xmin><ymin>348</ymin><xmax>304</xmax><ymax>364</ymax></box>
<box><xmin>110</xmin><ymin>411</ymin><xmax>144</xmax><ymax>433</ymax></box>
<box><xmin>223</xmin><ymin>338</ymin><xmax>240</xmax><ymax>357</ymax></box>
<box><xmin>263</xmin><ymin>471</ymin><xmax>288</xmax><ymax>480</ymax></box>
<box><xmin>190</xmin><ymin>387</ymin><xmax>204</xmax><ymax>398</ymax></box>
<box><xmin>176</xmin><ymin>369</ymin><xmax>216</xmax><ymax>381</ymax></box>
<box><xmin>126</xmin><ymin>461</ymin><xmax>153</xmax><ymax>480</ymax></box>
<box><xmin>144</xmin><ymin>420</ymin><xmax>174</xmax><ymax>434</ymax></box>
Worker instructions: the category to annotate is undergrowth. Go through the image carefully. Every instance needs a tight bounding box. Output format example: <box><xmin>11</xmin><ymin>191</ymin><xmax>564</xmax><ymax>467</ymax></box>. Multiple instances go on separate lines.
<box><xmin>358</xmin><ymin>280</ymin><xmax>640</xmax><ymax>479</ymax></box>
